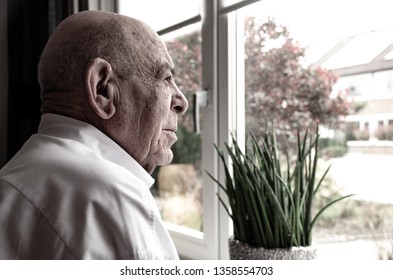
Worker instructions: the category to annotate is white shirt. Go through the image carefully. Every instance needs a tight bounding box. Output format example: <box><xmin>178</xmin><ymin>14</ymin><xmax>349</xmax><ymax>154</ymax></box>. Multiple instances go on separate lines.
<box><xmin>0</xmin><ymin>113</ymin><xmax>179</xmax><ymax>260</ymax></box>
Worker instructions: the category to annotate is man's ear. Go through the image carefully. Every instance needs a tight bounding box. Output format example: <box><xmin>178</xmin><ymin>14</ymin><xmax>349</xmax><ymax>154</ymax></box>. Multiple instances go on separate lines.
<box><xmin>85</xmin><ymin>58</ymin><xmax>116</xmax><ymax>119</ymax></box>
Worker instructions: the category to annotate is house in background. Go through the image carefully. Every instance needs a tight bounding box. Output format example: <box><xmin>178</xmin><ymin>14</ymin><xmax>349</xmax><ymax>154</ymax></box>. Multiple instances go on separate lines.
<box><xmin>314</xmin><ymin>26</ymin><xmax>393</xmax><ymax>153</ymax></box>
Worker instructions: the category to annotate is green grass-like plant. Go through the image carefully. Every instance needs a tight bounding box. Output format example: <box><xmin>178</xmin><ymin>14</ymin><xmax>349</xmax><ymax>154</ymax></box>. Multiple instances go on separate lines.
<box><xmin>209</xmin><ymin>126</ymin><xmax>353</xmax><ymax>248</ymax></box>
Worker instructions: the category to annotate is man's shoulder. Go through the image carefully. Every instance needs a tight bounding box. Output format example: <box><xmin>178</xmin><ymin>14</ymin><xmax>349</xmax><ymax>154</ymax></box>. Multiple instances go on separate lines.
<box><xmin>0</xmin><ymin>133</ymin><xmax>162</xmax><ymax>259</ymax></box>
<box><xmin>0</xmin><ymin>178</ymin><xmax>76</xmax><ymax>259</ymax></box>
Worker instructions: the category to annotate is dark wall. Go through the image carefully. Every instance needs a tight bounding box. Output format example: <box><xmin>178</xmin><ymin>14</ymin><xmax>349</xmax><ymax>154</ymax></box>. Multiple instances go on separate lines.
<box><xmin>6</xmin><ymin>0</ymin><xmax>71</xmax><ymax>160</ymax></box>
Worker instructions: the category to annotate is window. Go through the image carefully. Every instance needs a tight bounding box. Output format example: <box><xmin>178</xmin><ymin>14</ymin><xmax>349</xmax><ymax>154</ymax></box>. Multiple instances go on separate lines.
<box><xmin>118</xmin><ymin>0</ymin><xmax>200</xmax><ymax>32</ymax></box>
<box><xmin>118</xmin><ymin>0</ymin><xmax>263</xmax><ymax>260</ymax></box>
<box><xmin>153</xmin><ymin>26</ymin><xmax>203</xmax><ymax>232</ymax></box>
<box><xmin>119</xmin><ymin>0</ymin><xmax>224</xmax><ymax>260</ymax></box>
<box><xmin>240</xmin><ymin>0</ymin><xmax>393</xmax><ymax>260</ymax></box>
<box><xmin>118</xmin><ymin>0</ymin><xmax>393</xmax><ymax>260</ymax></box>
<box><xmin>336</xmin><ymin>74</ymin><xmax>373</xmax><ymax>100</ymax></box>
<box><xmin>374</xmin><ymin>70</ymin><xmax>393</xmax><ymax>98</ymax></box>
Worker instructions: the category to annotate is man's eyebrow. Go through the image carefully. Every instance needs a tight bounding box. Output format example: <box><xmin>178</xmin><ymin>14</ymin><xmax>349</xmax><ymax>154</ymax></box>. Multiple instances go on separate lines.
<box><xmin>155</xmin><ymin>62</ymin><xmax>175</xmax><ymax>77</ymax></box>
<box><xmin>163</xmin><ymin>62</ymin><xmax>175</xmax><ymax>74</ymax></box>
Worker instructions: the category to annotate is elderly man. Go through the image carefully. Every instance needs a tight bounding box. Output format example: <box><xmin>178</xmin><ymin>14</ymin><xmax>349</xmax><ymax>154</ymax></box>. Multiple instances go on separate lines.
<box><xmin>0</xmin><ymin>10</ymin><xmax>188</xmax><ymax>259</ymax></box>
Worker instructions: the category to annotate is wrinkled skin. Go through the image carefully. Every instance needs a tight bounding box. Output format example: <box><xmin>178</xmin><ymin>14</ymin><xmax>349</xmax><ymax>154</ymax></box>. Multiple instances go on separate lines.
<box><xmin>114</xmin><ymin>25</ymin><xmax>189</xmax><ymax>173</ymax></box>
<box><xmin>40</xmin><ymin>11</ymin><xmax>189</xmax><ymax>174</ymax></box>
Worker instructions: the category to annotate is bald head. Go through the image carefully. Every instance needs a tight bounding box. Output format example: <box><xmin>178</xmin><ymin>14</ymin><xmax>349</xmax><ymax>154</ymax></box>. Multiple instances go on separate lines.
<box><xmin>36</xmin><ymin>11</ymin><xmax>188</xmax><ymax>173</ymax></box>
<box><xmin>38</xmin><ymin>10</ymin><xmax>158</xmax><ymax>98</ymax></box>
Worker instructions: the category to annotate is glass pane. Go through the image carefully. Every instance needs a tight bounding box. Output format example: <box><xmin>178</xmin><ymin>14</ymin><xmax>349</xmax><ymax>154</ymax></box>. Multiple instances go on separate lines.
<box><xmin>118</xmin><ymin>0</ymin><xmax>200</xmax><ymax>31</ymax></box>
<box><xmin>241</xmin><ymin>0</ymin><xmax>393</xmax><ymax>259</ymax></box>
<box><xmin>374</xmin><ymin>70</ymin><xmax>393</xmax><ymax>98</ymax></box>
<box><xmin>152</xmin><ymin>24</ymin><xmax>203</xmax><ymax>231</ymax></box>
<box><xmin>119</xmin><ymin>3</ymin><xmax>203</xmax><ymax>232</ymax></box>
<box><xmin>336</xmin><ymin>74</ymin><xmax>373</xmax><ymax>100</ymax></box>
<box><xmin>220</xmin><ymin>0</ymin><xmax>257</xmax><ymax>10</ymax></box>
<box><xmin>221</xmin><ymin>0</ymin><xmax>247</xmax><ymax>6</ymax></box>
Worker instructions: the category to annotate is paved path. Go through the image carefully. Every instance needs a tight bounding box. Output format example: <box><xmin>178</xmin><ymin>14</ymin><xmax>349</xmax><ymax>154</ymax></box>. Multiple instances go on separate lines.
<box><xmin>329</xmin><ymin>153</ymin><xmax>393</xmax><ymax>204</ymax></box>
<box><xmin>315</xmin><ymin>152</ymin><xmax>393</xmax><ymax>260</ymax></box>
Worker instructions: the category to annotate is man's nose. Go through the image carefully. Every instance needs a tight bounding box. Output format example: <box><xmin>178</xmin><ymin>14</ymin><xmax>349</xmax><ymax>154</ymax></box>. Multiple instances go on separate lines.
<box><xmin>171</xmin><ymin>85</ymin><xmax>189</xmax><ymax>114</ymax></box>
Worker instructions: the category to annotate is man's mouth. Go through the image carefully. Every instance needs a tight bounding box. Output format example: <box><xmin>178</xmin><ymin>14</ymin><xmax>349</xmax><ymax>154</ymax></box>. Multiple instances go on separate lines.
<box><xmin>164</xmin><ymin>127</ymin><xmax>177</xmax><ymax>133</ymax></box>
<box><xmin>163</xmin><ymin>129</ymin><xmax>177</xmax><ymax>137</ymax></box>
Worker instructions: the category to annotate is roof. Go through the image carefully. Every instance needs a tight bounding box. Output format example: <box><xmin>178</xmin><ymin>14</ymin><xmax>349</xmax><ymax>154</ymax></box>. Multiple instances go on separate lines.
<box><xmin>314</xmin><ymin>26</ymin><xmax>393</xmax><ymax>77</ymax></box>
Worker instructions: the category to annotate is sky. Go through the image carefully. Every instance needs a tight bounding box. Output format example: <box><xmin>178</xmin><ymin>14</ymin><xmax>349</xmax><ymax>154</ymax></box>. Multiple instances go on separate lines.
<box><xmin>118</xmin><ymin>0</ymin><xmax>393</xmax><ymax>63</ymax></box>
<box><xmin>243</xmin><ymin>0</ymin><xmax>393</xmax><ymax>62</ymax></box>
<box><xmin>118</xmin><ymin>0</ymin><xmax>200</xmax><ymax>31</ymax></box>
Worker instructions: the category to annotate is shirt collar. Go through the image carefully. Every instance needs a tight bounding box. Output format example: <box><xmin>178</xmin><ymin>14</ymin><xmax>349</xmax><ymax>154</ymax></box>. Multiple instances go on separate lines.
<box><xmin>38</xmin><ymin>113</ymin><xmax>155</xmax><ymax>188</ymax></box>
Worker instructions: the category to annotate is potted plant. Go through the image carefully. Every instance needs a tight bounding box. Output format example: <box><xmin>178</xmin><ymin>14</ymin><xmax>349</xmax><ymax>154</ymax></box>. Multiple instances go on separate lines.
<box><xmin>208</xmin><ymin>126</ymin><xmax>353</xmax><ymax>260</ymax></box>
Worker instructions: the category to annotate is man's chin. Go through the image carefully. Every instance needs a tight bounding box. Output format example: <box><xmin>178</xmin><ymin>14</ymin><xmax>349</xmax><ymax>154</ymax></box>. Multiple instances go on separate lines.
<box><xmin>158</xmin><ymin>150</ymin><xmax>174</xmax><ymax>166</ymax></box>
<box><xmin>145</xmin><ymin>149</ymin><xmax>175</xmax><ymax>174</ymax></box>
